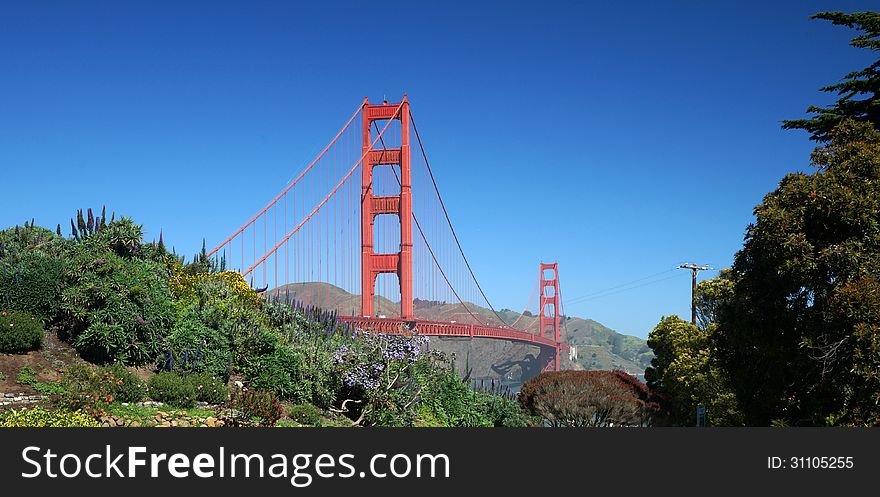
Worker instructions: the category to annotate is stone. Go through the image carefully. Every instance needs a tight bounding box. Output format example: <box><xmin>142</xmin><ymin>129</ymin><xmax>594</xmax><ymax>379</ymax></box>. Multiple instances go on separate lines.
<box><xmin>170</xmin><ymin>420</ymin><xmax>179</xmax><ymax>427</ymax></box>
<box><xmin>4</xmin><ymin>393</ymin><xmax>14</xmax><ymax>398</ymax></box>
<box><xmin>130</xmin><ymin>421</ymin><xmax>141</xmax><ymax>427</ymax></box>
<box><xmin>178</xmin><ymin>420</ymin><xmax>190</xmax><ymax>427</ymax></box>
<box><xmin>206</xmin><ymin>417</ymin><xmax>217</xmax><ymax>427</ymax></box>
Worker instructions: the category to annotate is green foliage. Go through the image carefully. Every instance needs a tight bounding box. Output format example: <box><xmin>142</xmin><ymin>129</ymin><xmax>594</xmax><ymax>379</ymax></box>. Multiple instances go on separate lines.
<box><xmin>145</xmin><ymin>371</ymin><xmax>226</xmax><ymax>406</ymax></box>
<box><xmin>102</xmin><ymin>363</ymin><xmax>146</xmax><ymax>403</ymax></box>
<box><xmin>0</xmin><ymin>310</ymin><xmax>44</xmax><ymax>353</ymax></box>
<box><xmin>694</xmin><ymin>270</ymin><xmax>735</xmax><ymax>331</ymax></box>
<box><xmin>162</xmin><ymin>307</ymin><xmax>231</xmax><ymax>380</ymax></box>
<box><xmin>0</xmin><ymin>250</ymin><xmax>64</xmax><ymax>322</ymax></box>
<box><xmin>58</xmin><ymin>226</ymin><xmax>175</xmax><ymax>364</ymax></box>
<box><xmin>147</xmin><ymin>372</ymin><xmax>197</xmax><ymax>408</ymax></box>
<box><xmin>0</xmin><ymin>407</ymin><xmax>99</xmax><ymax>427</ymax></box>
<box><xmin>423</xmin><ymin>369</ymin><xmax>492</xmax><ymax>427</ymax></box>
<box><xmin>243</xmin><ymin>343</ymin><xmax>336</xmax><ymax>408</ymax></box>
<box><xmin>715</xmin><ymin>120</ymin><xmax>880</xmax><ymax>425</ymax></box>
<box><xmin>16</xmin><ymin>366</ymin><xmax>38</xmax><ymax>386</ymax></box>
<box><xmin>188</xmin><ymin>372</ymin><xmax>228</xmax><ymax>404</ymax></box>
<box><xmin>58</xmin><ymin>363</ymin><xmax>117</xmax><ymax>417</ymax></box>
<box><xmin>645</xmin><ymin>315</ymin><xmax>742</xmax><ymax>426</ymax></box>
<box><xmin>228</xmin><ymin>387</ymin><xmax>283</xmax><ymax>426</ymax></box>
<box><xmin>783</xmin><ymin>12</ymin><xmax>880</xmax><ymax>142</ymax></box>
<box><xmin>287</xmin><ymin>403</ymin><xmax>323</xmax><ymax>426</ymax></box>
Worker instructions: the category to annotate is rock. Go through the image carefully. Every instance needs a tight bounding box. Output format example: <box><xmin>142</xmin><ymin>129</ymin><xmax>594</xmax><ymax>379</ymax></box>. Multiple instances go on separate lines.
<box><xmin>130</xmin><ymin>421</ymin><xmax>141</xmax><ymax>427</ymax></box>
<box><xmin>159</xmin><ymin>421</ymin><xmax>171</xmax><ymax>427</ymax></box>
<box><xmin>216</xmin><ymin>420</ymin><xmax>225</xmax><ymax>427</ymax></box>
<box><xmin>4</xmin><ymin>393</ymin><xmax>14</xmax><ymax>398</ymax></box>
<box><xmin>170</xmin><ymin>420</ymin><xmax>179</xmax><ymax>427</ymax></box>
<box><xmin>121</xmin><ymin>402</ymin><xmax>129</xmax><ymax>406</ymax></box>
<box><xmin>115</xmin><ymin>418</ymin><xmax>125</xmax><ymax>427</ymax></box>
<box><xmin>205</xmin><ymin>417</ymin><xmax>217</xmax><ymax>427</ymax></box>
<box><xmin>178</xmin><ymin>420</ymin><xmax>190</xmax><ymax>427</ymax></box>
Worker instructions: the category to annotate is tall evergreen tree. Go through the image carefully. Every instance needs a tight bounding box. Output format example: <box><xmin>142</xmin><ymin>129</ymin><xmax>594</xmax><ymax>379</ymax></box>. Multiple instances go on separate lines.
<box><xmin>782</xmin><ymin>12</ymin><xmax>880</xmax><ymax>141</ymax></box>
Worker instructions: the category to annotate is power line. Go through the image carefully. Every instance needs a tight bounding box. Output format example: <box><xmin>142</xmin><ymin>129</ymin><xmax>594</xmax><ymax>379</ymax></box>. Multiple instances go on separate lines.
<box><xmin>566</xmin><ymin>272</ymin><xmax>688</xmax><ymax>305</ymax></box>
<box><xmin>565</xmin><ymin>268</ymin><xmax>678</xmax><ymax>305</ymax></box>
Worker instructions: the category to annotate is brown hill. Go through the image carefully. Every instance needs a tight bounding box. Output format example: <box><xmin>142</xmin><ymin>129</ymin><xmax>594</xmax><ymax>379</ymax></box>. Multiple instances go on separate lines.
<box><xmin>269</xmin><ymin>283</ymin><xmax>652</xmax><ymax>384</ymax></box>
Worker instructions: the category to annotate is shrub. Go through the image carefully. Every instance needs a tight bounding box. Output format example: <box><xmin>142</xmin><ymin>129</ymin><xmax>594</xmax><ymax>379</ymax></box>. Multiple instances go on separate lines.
<box><xmin>0</xmin><ymin>407</ymin><xmax>99</xmax><ymax>427</ymax></box>
<box><xmin>188</xmin><ymin>372</ymin><xmax>228</xmax><ymax>404</ymax></box>
<box><xmin>58</xmin><ymin>363</ymin><xmax>145</xmax><ymax>417</ymax></box>
<box><xmin>147</xmin><ymin>372</ymin><xmax>196</xmax><ymax>408</ymax></box>
<box><xmin>0</xmin><ymin>310</ymin><xmax>44</xmax><ymax>353</ymax></box>
<box><xmin>0</xmin><ymin>253</ymin><xmax>64</xmax><ymax>322</ymax></box>
<box><xmin>288</xmin><ymin>403</ymin><xmax>323</xmax><ymax>426</ymax></box>
<box><xmin>243</xmin><ymin>344</ymin><xmax>335</xmax><ymax>407</ymax></box>
<box><xmin>0</xmin><ymin>225</ymin><xmax>66</xmax><ymax>322</ymax></box>
<box><xmin>161</xmin><ymin>308</ymin><xmax>231</xmax><ymax>380</ymax></box>
<box><xmin>103</xmin><ymin>364</ymin><xmax>146</xmax><ymax>403</ymax></box>
<box><xmin>228</xmin><ymin>387</ymin><xmax>283</xmax><ymax>427</ymax></box>
<box><xmin>58</xmin><ymin>245</ymin><xmax>175</xmax><ymax>365</ymax></box>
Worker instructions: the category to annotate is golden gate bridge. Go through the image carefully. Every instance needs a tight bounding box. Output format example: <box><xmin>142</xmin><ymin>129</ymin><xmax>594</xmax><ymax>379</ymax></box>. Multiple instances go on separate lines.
<box><xmin>207</xmin><ymin>97</ymin><xmax>567</xmax><ymax>371</ymax></box>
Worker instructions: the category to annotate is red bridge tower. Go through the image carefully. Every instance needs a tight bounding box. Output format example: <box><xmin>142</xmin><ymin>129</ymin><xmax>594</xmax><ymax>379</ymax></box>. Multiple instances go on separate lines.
<box><xmin>361</xmin><ymin>97</ymin><xmax>413</xmax><ymax>319</ymax></box>
<box><xmin>539</xmin><ymin>262</ymin><xmax>561</xmax><ymax>371</ymax></box>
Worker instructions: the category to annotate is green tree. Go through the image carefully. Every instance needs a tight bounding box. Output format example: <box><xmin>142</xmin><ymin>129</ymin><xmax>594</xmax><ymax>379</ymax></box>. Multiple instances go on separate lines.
<box><xmin>715</xmin><ymin>120</ymin><xmax>880</xmax><ymax>425</ymax></box>
<box><xmin>645</xmin><ymin>315</ymin><xmax>742</xmax><ymax>426</ymax></box>
<box><xmin>782</xmin><ymin>12</ymin><xmax>880</xmax><ymax>141</ymax></box>
<box><xmin>694</xmin><ymin>270</ymin><xmax>734</xmax><ymax>330</ymax></box>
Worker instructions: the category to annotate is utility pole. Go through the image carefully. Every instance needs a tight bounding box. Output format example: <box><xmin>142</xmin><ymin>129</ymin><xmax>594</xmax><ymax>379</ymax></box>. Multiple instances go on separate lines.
<box><xmin>678</xmin><ymin>263</ymin><xmax>713</xmax><ymax>326</ymax></box>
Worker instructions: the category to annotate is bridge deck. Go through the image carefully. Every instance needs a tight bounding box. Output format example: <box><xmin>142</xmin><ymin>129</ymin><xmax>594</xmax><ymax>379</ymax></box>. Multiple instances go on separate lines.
<box><xmin>338</xmin><ymin>317</ymin><xmax>565</xmax><ymax>350</ymax></box>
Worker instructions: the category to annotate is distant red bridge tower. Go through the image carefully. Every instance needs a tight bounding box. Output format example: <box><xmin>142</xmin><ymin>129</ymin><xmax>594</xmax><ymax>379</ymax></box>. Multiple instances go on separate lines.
<box><xmin>539</xmin><ymin>262</ymin><xmax>562</xmax><ymax>371</ymax></box>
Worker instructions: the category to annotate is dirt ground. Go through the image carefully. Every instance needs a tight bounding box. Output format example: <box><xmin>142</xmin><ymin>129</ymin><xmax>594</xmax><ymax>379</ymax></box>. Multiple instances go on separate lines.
<box><xmin>0</xmin><ymin>331</ymin><xmax>81</xmax><ymax>394</ymax></box>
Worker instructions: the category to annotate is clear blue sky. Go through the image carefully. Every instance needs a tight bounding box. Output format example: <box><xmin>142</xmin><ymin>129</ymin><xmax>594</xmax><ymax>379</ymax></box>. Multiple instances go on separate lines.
<box><xmin>1</xmin><ymin>1</ymin><xmax>876</xmax><ymax>338</ymax></box>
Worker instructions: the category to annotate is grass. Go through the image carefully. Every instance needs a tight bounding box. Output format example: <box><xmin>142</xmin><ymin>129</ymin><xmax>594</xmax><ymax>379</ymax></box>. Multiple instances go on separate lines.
<box><xmin>16</xmin><ymin>366</ymin><xmax>65</xmax><ymax>395</ymax></box>
<box><xmin>107</xmin><ymin>403</ymin><xmax>217</xmax><ymax>425</ymax></box>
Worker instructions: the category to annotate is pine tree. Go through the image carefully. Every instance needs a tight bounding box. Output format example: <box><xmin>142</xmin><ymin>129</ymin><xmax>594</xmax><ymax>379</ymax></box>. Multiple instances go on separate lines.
<box><xmin>783</xmin><ymin>12</ymin><xmax>880</xmax><ymax>141</ymax></box>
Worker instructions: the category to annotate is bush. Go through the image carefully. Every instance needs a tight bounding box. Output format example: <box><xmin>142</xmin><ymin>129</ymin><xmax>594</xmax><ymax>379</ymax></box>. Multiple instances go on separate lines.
<box><xmin>0</xmin><ymin>407</ymin><xmax>99</xmax><ymax>427</ymax></box>
<box><xmin>243</xmin><ymin>344</ymin><xmax>335</xmax><ymax>407</ymax></box>
<box><xmin>59</xmin><ymin>363</ymin><xmax>113</xmax><ymax>417</ymax></box>
<box><xmin>0</xmin><ymin>253</ymin><xmax>64</xmax><ymax>322</ymax></box>
<box><xmin>0</xmin><ymin>310</ymin><xmax>44</xmax><ymax>353</ymax></box>
<box><xmin>288</xmin><ymin>403</ymin><xmax>323</xmax><ymax>426</ymax></box>
<box><xmin>161</xmin><ymin>308</ymin><xmax>231</xmax><ymax>380</ymax></box>
<box><xmin>58</xmin><ymin>243</ymin><xmax>175</xmax><ymax>365</ymax></box>
<box><xmin>57</xmin><ymin>363</ymin><xmax>145</xmax><ymax>416</ymax></box>
<box><xmin>103</xmin><ymin>364</ymin><xmax>146</xmax><ymax>403</ymax></box>
<box><xmin>228</xmin><ymin>387</ymin><xmax>283</xmax><ymax>426</ymax></box>
<box><xmin>0</xmin><ymin>225</ymin><xmax>65</xmax><ymax>322</ymax></box>
<box><xmin>147</xmin><ymin>372</ymin><xmax>196</xmax><ymax>408</ymax></box>
<box><xmin>188</xmin><ymin>373</ymin><xmax>228</xmax><ymax>404</ymax></box>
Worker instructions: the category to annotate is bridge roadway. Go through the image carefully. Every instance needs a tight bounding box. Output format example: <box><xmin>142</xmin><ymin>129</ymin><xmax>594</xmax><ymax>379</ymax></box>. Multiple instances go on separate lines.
<box><xmin>338</xmin><ymin>317</ymin><xmax>567</xmax><ymax>351</ymax></box>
